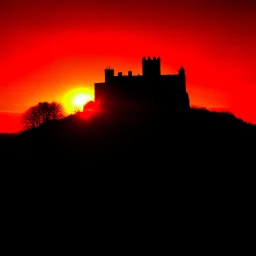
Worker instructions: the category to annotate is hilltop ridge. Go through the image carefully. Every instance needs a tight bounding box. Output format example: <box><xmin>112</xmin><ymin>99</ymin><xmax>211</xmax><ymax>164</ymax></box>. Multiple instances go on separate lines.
<box><xmin>1</xmin><ymin>107</ymin><xmax>255</xmax><ymax>168</ymax></box>
<box><xmin>0</xmin><ymin>107</ymin><xmax>255</xmax><ymax>213</ymax></box>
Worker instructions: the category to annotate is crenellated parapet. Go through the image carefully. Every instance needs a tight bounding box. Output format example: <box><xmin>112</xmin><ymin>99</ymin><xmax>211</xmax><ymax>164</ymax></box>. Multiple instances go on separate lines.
<box><xmin>142</xmin><ymin>56</ymin><xmax>161</xmax><ymax>76</ymax></box>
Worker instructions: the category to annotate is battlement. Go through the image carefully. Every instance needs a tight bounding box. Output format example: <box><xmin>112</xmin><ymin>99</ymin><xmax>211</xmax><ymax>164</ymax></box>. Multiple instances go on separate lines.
<box><xmin>142</xmin><ymin>56</ymin><xmax>160</xmax><ymax>61</ymax></box>
<box><xmin>142</xmin><ymin>56</ymin><xmax>161</xmax><ymax>76</ymax></box>
<box><xmin>103</xmin><ymin>58</ymin><xmax>185</xmax><ymax>81</ymax></box>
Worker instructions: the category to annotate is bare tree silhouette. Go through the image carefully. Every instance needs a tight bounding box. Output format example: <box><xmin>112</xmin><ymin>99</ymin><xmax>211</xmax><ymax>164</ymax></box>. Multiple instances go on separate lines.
<box><xmin>22</xmin><ymin>106</ymin><xmax>41</xmax><ymax>130</ymax></box>
<box><xmin>48</xmin><ymin>102</ymin><xmax>65</xmax><ymax>120</ymax></box>
<box><xmin>22</xmin><ymin>102</ymin><xmax>65</xmax><ymax>130</ymax></box>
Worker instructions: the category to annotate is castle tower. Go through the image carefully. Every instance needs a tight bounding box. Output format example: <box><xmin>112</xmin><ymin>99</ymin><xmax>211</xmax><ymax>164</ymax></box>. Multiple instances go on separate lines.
<box><xmin>178</xmin><ymin>66</ymin><xmax>185</xmax><ymax>76</ymax></box>
<box><xmin>104</xmin><ymin>68</ymin><xmax>114</xmax><ymax>82</ymax></box>
<box><xmin>178</xmin><ymin>66</ymin><xmax>186</xmax><ymax>89</ymax></box>
<box><xmin>142</xmin><ymin>57</ymin><xmax>161</xmax><ymax>77</ymax></box>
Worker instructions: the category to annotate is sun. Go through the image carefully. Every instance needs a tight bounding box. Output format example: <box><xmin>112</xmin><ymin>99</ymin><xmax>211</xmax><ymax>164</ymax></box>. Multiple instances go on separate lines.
<box><xmin>63</xmin><ymin>87</ymin><xmax>94</xmax><ymax>113</ymax></box>
<box><xmin>73</xmin><ymin>94</ymin><xmax>90</xmax><ymax>108</ymax></box>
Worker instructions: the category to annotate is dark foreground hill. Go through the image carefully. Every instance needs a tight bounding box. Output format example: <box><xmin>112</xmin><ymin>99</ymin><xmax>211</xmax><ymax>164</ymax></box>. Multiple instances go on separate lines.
<box><xmin>0</xmin><ymin>107</ymin><xmax>255</xmax><ymax>245</ymax></box>
<box><xmin>1</xmin><ymin>107</ymin><xmax>255</xmax><ymax>172</ymax></box>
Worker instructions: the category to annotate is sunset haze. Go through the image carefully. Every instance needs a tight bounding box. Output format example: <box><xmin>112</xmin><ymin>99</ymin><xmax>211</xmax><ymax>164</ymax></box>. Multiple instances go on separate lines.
<box><xmin>0</xmin><ymin>0</ymin><xmax>255</xmax><ymax>132</ymax></box>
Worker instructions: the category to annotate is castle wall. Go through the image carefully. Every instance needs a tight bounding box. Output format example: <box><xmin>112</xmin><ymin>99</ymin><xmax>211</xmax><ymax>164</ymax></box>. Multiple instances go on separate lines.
<box><xmin>94</xmin><ymin>58</ymin><xmax>189</xmax><ymax>113</ymax></box>
<box><xmin>95</xmin><ymin>74</ymin><xmax>188</xmax><ymax>112</ymax></box>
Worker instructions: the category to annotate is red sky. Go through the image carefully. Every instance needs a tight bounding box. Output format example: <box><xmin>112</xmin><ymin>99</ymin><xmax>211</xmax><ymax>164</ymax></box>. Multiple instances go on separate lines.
<box><xmin>0</xmin><ymin>0</ymin><xmax>255</xmax><ymax>132</ymax></box>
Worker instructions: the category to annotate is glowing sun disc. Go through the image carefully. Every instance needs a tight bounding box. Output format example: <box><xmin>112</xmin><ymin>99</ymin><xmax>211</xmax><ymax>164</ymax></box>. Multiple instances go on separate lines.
<box><xmin>63</xmin><ymin>87</ymin><xmax>94</xmax><ymax>113</ymax></box>
<box><xmin>73</xmin><ymin>94</ymin><xmax>89</xmax><ymax>107</ymax></box>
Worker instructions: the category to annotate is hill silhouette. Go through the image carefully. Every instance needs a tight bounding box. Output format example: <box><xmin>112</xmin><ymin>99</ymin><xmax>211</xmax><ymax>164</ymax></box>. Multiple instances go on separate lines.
<box><xmin>1</xmin><ymin>107</ymin><xmax>255</xmax><ymax>173</ymax></box>
<box><xmin>1</xmin><ymin>106</ymin><xmax>255</xmax><ymax>243</ymax></box>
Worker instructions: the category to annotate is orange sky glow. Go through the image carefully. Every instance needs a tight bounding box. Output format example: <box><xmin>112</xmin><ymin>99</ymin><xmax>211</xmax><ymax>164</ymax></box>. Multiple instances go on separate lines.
<box><xmin>0</xmin><ymin>0</ymin><xmax>255</xmax><ymax>132</ymax></box>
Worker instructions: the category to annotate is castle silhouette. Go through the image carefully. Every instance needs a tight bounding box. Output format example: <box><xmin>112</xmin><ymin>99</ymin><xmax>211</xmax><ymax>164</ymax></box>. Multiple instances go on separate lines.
<box><xmin>94</xmin><ymin>57</ymin><xmax>190</xmax><ymax>113</ymax></box>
